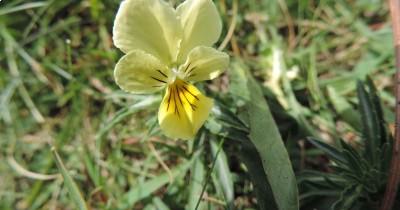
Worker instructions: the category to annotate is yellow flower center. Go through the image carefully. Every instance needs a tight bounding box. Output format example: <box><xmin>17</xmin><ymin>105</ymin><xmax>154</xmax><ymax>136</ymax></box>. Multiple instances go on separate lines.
<box><xmin>158</xmin><ymin>78</ymin><xmax>214</xmax><ymax>140</ymax></box>
<box><xmin>165</xmin><ymin>79</ymin><xmax>198</xmax><ymax>116</ymax></box>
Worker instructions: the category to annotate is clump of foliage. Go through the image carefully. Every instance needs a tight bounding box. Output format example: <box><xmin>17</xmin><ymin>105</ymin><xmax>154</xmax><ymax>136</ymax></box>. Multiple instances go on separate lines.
<box><xmin>300</xmin><ymin>79</ymin><xmax>394</xmax><ymax>210</ymax></box>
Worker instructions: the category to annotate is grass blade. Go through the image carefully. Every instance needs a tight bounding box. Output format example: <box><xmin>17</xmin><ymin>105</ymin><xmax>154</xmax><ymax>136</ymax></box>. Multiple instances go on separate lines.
<box><xmin>327</xmin><ymin>86</ymin><xmax>361</xmax><ymax>130</ymax></box>
<box><xmin>186</xmin><ymin>155</ymin><xmax>205</xmax><ymax>210</ymax></box>
<box><xmin>210</xmin><ymin>138</ymin><xmax>234</xmax><ymax>210</ymax></box>
<box><xmin>96</xmin><ymin>96</ymin><xmax>160</xmax><ymax>140</ymax></box>
<box><xmin>194</xmin><ymin>138</ymin><xmax>225</xmax><ymax>210</ymax></box>
<box><xmin>0</xmin><ymin>2</ymin><xmax>48</xmax><ymax>16</ymax></box>
<box><xmin>118</xmin><ymin>156</ymin><xmax>195</xmax><ymax>209</ymax></box>
<box><xmin>51</xmin><ymin>147</ymin><xmax>89</xmax><ymax>210</ymax></box>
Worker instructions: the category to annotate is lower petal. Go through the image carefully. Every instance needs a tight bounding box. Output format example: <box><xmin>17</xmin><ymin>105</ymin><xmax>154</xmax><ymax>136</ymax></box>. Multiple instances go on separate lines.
<box><xmin>158</xmin><ymin>80</ymin><xmax>213</xmax><ymax>140</ymax></box>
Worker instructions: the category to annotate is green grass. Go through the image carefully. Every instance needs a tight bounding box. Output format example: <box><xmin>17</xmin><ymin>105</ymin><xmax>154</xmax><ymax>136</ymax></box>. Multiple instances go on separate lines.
<box><xmin>0</xmin><ymin>0</ymin><xmax>395</xmax><ymax>209</ymax></box>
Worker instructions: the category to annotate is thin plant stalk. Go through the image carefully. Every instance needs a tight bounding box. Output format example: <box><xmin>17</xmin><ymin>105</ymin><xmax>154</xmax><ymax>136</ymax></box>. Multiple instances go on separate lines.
<box><xmin>381</xmin><ymin>0</ymin><xmax>400</xmax><ymax>209</ymax></box>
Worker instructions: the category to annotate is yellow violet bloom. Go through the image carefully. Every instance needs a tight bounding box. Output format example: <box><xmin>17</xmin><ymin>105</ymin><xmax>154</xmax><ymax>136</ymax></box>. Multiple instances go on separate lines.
<box><xmin>113</xmin><ymin>0</ymin><xmax>229</xmax><ymax>140</ymax></box>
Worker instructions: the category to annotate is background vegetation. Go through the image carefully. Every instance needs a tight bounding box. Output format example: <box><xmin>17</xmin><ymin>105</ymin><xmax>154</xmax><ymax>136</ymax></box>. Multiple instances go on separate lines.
<box><xmin>0</xmin><ymin>0</ymin><xmax>396</xmax><ymax>209</ymax></box>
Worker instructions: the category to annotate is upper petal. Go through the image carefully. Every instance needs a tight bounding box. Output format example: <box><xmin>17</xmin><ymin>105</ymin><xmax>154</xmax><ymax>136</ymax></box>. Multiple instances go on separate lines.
<box><xmin>158</xmin><ymin>80</ymin><xmax>213</xmax><ymax>140</ymax></box>
<box><xmin>176</xmin><ymin>0</ymin><xmax>222</xmax><ymax>63</ymax></box>
<box><xmin>114</xmin><ymin>50</ymin><xmax>171</xmax><ymax>94</ymax></box>
<box><xmin>180</xmin><ymin>46</ymin><xmax>229</xmax><ymax>82</ymax></box>
<box><xmin>113</xmin><ymin>0</ymin><xmax>182</xmax><ymax>64</ymax></box>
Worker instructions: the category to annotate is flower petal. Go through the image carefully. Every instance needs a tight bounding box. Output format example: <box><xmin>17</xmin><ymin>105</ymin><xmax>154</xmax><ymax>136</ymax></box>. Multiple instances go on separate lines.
<box><xmin>180</xmin><ymin>46</ymin><xmax>229</xmax><ymax>82</ymax></box>
<box><xmin>176</xmin><ymin>0</ymin><xmax>222</xmax><ymax>62</ymax></box>
<box><xmin>114</xmin><ymin>50</ymin><xmax>171</xmax><ymax>94</ymax></box>
<box><xmin>158</xmin><ymin>80</ymin><xmax>213</xmax><ymax>140</ymax></box>
<box><xmin>113</xmin><ymin>0</ymin><xmax>182</xmax><ymax>64</ymax></box>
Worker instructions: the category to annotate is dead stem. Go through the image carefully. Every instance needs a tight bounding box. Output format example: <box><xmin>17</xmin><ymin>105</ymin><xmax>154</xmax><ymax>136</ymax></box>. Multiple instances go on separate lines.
<box><xmin>380</xmin><ymin>0</ymin><xmax>400</xmax><ymax>209</ymax></box>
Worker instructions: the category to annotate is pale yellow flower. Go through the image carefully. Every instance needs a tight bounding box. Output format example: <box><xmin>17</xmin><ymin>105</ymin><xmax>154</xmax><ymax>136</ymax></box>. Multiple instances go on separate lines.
<box><xmin>113</xmin><ymin>0</ymin><xmax>229</xmax><ymax>140</ymax></box>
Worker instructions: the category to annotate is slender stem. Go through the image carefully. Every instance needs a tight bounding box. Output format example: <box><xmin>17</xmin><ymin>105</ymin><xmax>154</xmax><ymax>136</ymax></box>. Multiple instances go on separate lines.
<box><xmin>194</xmin><ymin>137</ymin><xmax>225</xmax><ymax>210</ymax></box>
<box><xmin>381</xmin><ymin>0</ymin><xmax>400</xmax><ymax>209</ymax></box>
<box><xmin>218</xmin><ymin>0</ymin><xmax>238</xmax><ymax>51</ymax></box>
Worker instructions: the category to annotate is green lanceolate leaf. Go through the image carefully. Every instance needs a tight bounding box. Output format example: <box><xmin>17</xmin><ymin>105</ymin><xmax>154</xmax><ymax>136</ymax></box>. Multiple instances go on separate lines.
<box><xmin>356</xmin><ymin>81</ymin><xmax>380</xmax><ymax>166</ymax></box>
<box><xmin>246</xmin><ymin>73</ymin><xmax>299</xmax><ymax>210</ymax></box>
<box><xmin>307</xmin><ymin>137</ymin><xmax>347</xmax><ymax>165</ymax></box>
<box><xmin>331</xmin><ymin>184</ymin><xmax>363</xmax><ymax>210</ymax></box>
<box><xmin>365</xmin><ymin>77</ymin><xmax>388</xmax><ymax>145</ymax></box>
<box><xmin>339</xmin><ymin>140</ymin><xmax>365</xmax><ymax>176</ymax></box>
<box><xmin>231</xmin><ymin>62</ymin><xmax>299</xmax><ymax>210</ymax></box>
<box><xmin>238</xmin><ymin>142</ymin><xmax>278</xmax><ymax>210</ymax></box>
